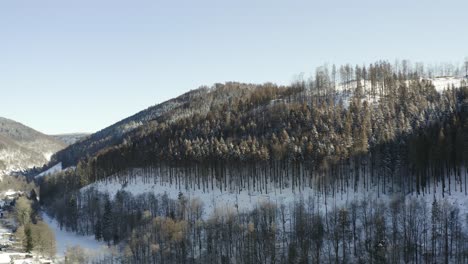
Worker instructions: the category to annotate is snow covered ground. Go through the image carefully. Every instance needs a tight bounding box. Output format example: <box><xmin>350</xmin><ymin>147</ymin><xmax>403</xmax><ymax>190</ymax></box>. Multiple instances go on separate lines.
<box><xmin>306</xmin><ymin>76</ymin><xmax>465</xmax><ymax>110</ymax></box>
<box><xmin>0</xmin><ymin>253</ymin><xmax>27</xmax><ymax>264</ymax></box>
<box><xmin>427</xmin><ymin>76</ymin><xmax>465</xmax><ymax>92</ymax></box>
<box><xmin>81</xmin><ymin>168</ymin><xmax>468</xmax><ymax>220</ymax></box>
<box><xmin>0</xmin><ymin>214</ymin><xmax>47</xmax><ymax>264</ymax></box>
<box><xmin>34</xmin><ymin>163</ymin><xmax>62</xmax><ymax>179</ymax></box>
<box><xmin>334</xmin><ymin>76</ymin><xmax>465</xmax><ymax>94</ymax></box>
<box><xmin>0</xmin><ymin>149</ymin><xmax>42</xmax><ymax>176</ymax></box>
<box><xmin>41</xmin><ymin>212</ymin><xmax>109</xmax><ymax>258</ymax></box>
<box><xmin>83</xmin><ymin>172</ymin><xmax>308</xmax><ymax>217</ymax></box>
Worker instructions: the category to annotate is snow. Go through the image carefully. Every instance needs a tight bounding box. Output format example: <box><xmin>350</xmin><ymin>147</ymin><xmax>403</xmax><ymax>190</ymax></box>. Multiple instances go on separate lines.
<box><xmin>334</xmin><ymin>77</ymin><xmax>464</xmax><ymax>94</ymax></box>
<box><xmin>81</xmin><ymin>172</ymin><xmax>375</xmax><ymax>218</ymax></box>
<box><xmin>81</xmin><ymin>167</ymin><xmax>468</xmax><ymax>220</ymax></box>
<box><xmin>34</xmin><ymin>163</ymin><xmax>62</xmax><ymax>179</ymax></box>
<box><xmin>3</xmin><ymin>190</ymin><xmax>18</xmax><ymax>197</ymax></box>
<box><xmin>12</xmin><ymin>259</ymin><xmax>33</xmax><ymax>264</ymax></box>
<box><xmin>0</xmin><ymin>254</ymin><xmax>51</xmax><ymax>264</ymax></box>
<box><xmin>426</xmin><ymin>76</ymin><xmax>464</xmax><ymax>92</ymax></box>
<box><xmin>41</xmin><ymin>212</ymin><xmax>108</xmax><ymax>258</ymax></box>
<box><xmin>329</xmin><ymin>77</ymin><xmax>465</xmax><ymax>110</ymax></box>
<box><xmin>0</xmin><ymin>149</ymin><xmax>38</xmax><ymax>176</ymax></box>
<box><xmin>42</xmin><ymin>152</ymin><xmax>53</xmax><ymax>162</ymax></box>
<box><xmin>0</xmin><ymin>214</ymin><xmax>29</xmax><ymax>264</ymax></box>
<box><xmin>83</xmin><ymin>174</ymin><xmax>303</xmax><ymax>217</ymax></box>
<box><xmin>0</xmin><ymin>253</ymin><xmax>28</xmax><ymax>264</ymax></box>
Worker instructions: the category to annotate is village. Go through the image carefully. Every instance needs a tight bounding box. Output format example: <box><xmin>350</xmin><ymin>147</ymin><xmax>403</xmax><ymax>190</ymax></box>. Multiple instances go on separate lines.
<box><xmin>0</xmin><ymin>189</ymin><xmax>52</xmax><ymax>264</ymax></box>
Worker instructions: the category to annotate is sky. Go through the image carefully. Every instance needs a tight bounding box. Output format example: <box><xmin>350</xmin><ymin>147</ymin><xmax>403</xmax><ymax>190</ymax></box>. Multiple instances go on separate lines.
<box><xmin>0</xmin><ymin>0</ymin><xmax>467</xmax><ymax>134</ymax></box>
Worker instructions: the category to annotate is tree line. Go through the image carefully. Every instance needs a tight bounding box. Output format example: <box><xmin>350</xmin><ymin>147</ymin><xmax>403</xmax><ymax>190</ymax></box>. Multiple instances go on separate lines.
<box><xmin>44</xmin><ymin>187</ymin><xmax>468</xmax><ymax>264</ymax></box>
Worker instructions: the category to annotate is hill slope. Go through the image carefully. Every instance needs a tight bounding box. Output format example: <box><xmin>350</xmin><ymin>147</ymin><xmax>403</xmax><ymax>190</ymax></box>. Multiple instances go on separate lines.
<box><xmin>50</xmin><ymin>73</ymin><xmax>468</xmax><ymax>170</ymax></box>
<box><xmin>50</xmin><ymin>86</ymin><xmax>238</xmax><ymax>167</ymax></box>
<box><xmin>39</xmin><ymin>61</ymin><xmax>468</xmax><ymax>263</ymax></box>
<box><xmin>0</xmin><ymin>117</ymin><xmax>66</xmax><ymax>174</ymax></box>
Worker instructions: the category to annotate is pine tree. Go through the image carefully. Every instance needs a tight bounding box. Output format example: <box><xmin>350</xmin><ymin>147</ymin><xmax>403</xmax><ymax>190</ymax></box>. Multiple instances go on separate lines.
<box><xmin>24</xmin><ymin>224</ymin><xmax>34</xmax><ymax>252</ymax></box>
<box><xmin>102</xmin><ymin>197</ymin><xmax>113</xmax><ymax>245</ymax></box>
<box><xmin>311</xmin><ymin>214</ymin><xmax>324</xmax><ymax>263</ymax></box>
<box><xmin>95</xmin><ymin>219</ymin><xmax>102</xmax><ymax>241</ymax></box>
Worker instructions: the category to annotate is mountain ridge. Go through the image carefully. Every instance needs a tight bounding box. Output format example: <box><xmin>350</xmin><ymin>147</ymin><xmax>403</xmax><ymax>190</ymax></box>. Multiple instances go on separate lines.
<box><xmin>50</xmin><ymin>87</ymin><xmax>212</xmax><ymax>167</ymax></box>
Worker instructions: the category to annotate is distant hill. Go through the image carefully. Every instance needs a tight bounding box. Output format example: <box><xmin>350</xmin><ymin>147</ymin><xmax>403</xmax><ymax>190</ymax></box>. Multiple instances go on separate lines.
<box><xmin>0</xmin><ymin>117</ymin><xmax>66</xmax><ymax>175</ymax></box>
<box><xmin>51</xmin><ymin>133</ymin><xmax>90</xmax><ymax>145</ymax></box>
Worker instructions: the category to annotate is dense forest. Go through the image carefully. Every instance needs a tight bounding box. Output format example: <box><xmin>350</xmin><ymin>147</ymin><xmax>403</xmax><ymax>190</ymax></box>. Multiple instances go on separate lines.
<box><xmin>38</xmin><ymin>60</ymin><xmax>468</xmax><ymax>263</ymax></box>
<box><xmin>44</xmin><ymin>61</ymin><xmax>468</xmax><ymax>195</ymax></box>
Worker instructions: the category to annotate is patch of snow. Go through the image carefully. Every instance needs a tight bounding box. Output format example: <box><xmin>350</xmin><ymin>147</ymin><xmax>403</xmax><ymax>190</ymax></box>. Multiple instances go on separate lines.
<box><xmin>0</xmin><ymin>253</ymin><xmax>28</xmax><ymax>264</ymax></box>
<box><xmin>42</xmin><ymin>152</ymin><xmax>53</xmax><ymax>162</ymax></box>
<box><xmin>426</xmin><ymin>76</ymin><xmax>464</xmax><ymax>92</ymax></box>
<box><xmin>329</xmin><ymin>77</ymin><xmax>464</xmax><ymax>110</ymax></box>
<box><xmin>80</xmin><ymin>168</ymin><xmax>468</xmax><ymax>220</ymax></box>
<box><xmin>82</xmin><ymin>175</ymin><xmax>377</xmax><ymax>218</ymax></box>
<box><xmin>12</xmin><ymin>259</ymin><xmax>33</xmax><ymax>264</ymax></box>
<box><xmin>41</xmin><ymin>212</ymin><xmax>108</xmax><ymax>258</ymax></box>
<box><xmin>0</xmin><ymin>149</ymin><xmax>40</xmax><ymax>176</ymax></box>
<box><xmin>34</xmin><ymin>163</ymin><xmax>62</xmax><ymax>179</ymax></box>
<box><xmin>3</xmin><ymin>190</ymin><xmax>17</xmax><ymax>197</ymax></box>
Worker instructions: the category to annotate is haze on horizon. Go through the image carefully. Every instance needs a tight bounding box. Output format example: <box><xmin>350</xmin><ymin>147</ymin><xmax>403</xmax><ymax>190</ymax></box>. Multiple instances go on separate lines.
<box><xmin>1</xmin><ymin>0</ymin><xmax>467</xmax><ymax>134</ymax></box>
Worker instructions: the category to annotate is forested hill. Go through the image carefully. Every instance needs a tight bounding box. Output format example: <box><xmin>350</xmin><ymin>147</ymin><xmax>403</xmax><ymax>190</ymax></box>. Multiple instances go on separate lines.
<box><xmin>39</xmin><ymin>60</ymin><xmax>468</xmax><ymax>263</ymax></box>
<box><xmin>0</xmin><ymin>117</ymin><xmax>66</xmax><ymax>174</ymax></box>
<box><xmin>47</xmin><ymin>61</ymin><xmax>468</xmax><ymax>192</ymax></box>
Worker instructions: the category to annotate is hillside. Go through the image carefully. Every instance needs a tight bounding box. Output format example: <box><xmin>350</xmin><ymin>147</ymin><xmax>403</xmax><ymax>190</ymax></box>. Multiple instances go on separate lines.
<box><xmin>50</xmin><ymin>88</ymin><xmax>210</xmax><ymax>168</ymax></box>
<box><xmin>39</xmin><ymin>61</ymin><xmax>468</xmax><ymax>263</ymax></box>
<box><xmin>0</xmin><ymin>117</ymin><xmax>66</xmax><ymax>175</ymax></box>
<box><xmin>50</xmin><ymin>72</ymin><xmax>467</xmax><ymax>171</ymax></box>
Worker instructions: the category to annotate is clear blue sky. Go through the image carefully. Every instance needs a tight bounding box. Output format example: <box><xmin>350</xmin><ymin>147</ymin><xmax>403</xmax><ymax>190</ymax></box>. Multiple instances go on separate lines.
<box><xmin>1</xmin><ymin>0</ymin><xmax>467</xmax><ymax>134</ymax></box>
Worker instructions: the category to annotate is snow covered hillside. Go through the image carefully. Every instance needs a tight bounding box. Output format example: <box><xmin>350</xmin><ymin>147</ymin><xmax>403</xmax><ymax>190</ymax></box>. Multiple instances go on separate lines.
<box><xmin>41</xmin><ymin>213</ymin><xmax>110</xmax><ymax>258</ymax></box>
<box><xmin>81</xmin><ymin>168</ymin><xmax>468</xmax><ymax>219</ymax></box>
<box><xmin>40</xmin><ymin>66</ymin><xmax>468</xmax><ymax>263</ymax></box>
<box><xmin>427</xmin><ymin>76</ymin><xmax>466</xmax><ymax>92</ymax></box>
<box><xmin>73</xmin><ymin>75</ymin><xmax>468</xmax><ymax>218</ymax></box>
<box><xmin>34</xmin><ymin>163</ymin><xmax>62</xmax><ymax>179</ymax></box>
<box><xmin>0</xmin><ymin>117</ymin><xmax>65</xmax><ymax>175</ymax></box>
<box><xmin>330</xmin><ymin>76</ymin><xmax>466</xmax><ymax>108</ymax></box>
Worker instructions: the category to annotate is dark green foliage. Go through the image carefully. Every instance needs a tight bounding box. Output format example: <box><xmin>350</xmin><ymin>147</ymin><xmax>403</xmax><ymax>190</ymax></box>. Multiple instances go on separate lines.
<box><xmin>24</xmin><ymin>224</ymin><xmax>33</xmax><ymax>252</ymax></box>
<box><xmin>94</xmin><ymin>218</ymin><xmax>102</xmax><ymax>241</ymax></box>
<box><xmin>102</xmin><ymin>196</ymin><xmax>113</xmax><ymax>245</ymax></box>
